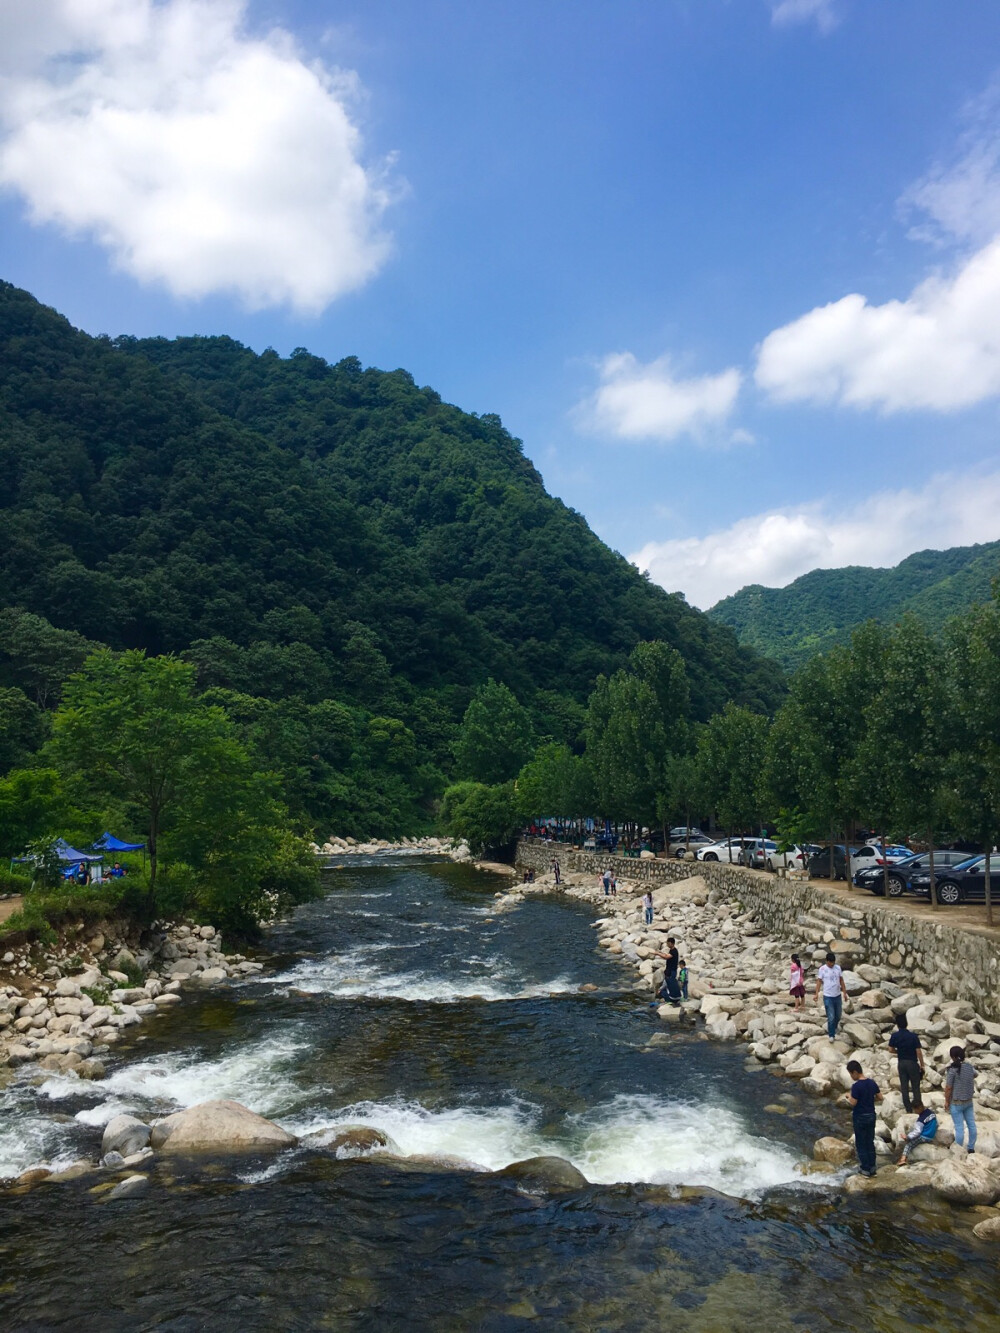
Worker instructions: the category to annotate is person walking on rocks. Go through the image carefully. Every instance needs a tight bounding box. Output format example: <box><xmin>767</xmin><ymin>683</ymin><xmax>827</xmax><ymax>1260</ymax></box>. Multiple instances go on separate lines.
<box><xmin>888</xmin><ymin>1014</ymin><xmax>924</xmax><ymax>1113</ymax></box>
<box><xmin>789</xmin><ymin>954</ymin><xmax>805</xmax><ymax>1011</ymax></box>
<box><xmin>815</xmin><ymin>952</ymin><xmax>848</xmax><ymax>1040</ymax></box>
<box><xmin>642</xmin><ymin>890</ymin><xmax>653</xmax><ymax>926</ymax></box>
<box><xmin>678</xmin><ymin>958</ymin><xmax>689</xmax><ymax>1001</ymax></box>
<box><xmin>944</xmin><ymin>1046</ymin><xmax>978</xmax><ymax>1154</ymax></box>
<box><xmin>609</xmin><ymin>872</ymin><xmax>617</xmax><ymax>896</ymax></box>
<box><xmin>847</xmin><ymin>1059</ymin><xmax>882</xmax><ymax>1178</ymax></box>
<box><xmin>551</xmin><ymin>858</ymin><xmax>561</xmax><ymax>885</ymax></box>
<box><xmin>602</xmin><ymin>869</ymin><xmax>611</xmax><ymax>896</ymax></box>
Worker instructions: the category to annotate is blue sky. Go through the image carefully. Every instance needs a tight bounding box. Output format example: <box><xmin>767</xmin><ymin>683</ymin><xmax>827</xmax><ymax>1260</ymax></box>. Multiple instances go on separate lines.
<box><xmin>3</xmin><ymin>0</ymin><xmax>1000</xmax><ymax>607</ymax></box>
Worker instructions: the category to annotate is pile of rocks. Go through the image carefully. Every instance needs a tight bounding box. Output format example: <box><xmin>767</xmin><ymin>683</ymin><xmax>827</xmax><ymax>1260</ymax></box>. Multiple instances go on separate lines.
<box><xmin>0</xmin><ymin>922</ymin><xmax>263</xmax><ymax>1078</ymax></box>
<box><xmin>310</xmin><ymin>835</ymin><xmax>460</xmax><ymax>857</ymax></box>
<box><xmin>497</xmin><ymin>864</ymin><xmax>1000</xmax><ymax>1215</ymax></box>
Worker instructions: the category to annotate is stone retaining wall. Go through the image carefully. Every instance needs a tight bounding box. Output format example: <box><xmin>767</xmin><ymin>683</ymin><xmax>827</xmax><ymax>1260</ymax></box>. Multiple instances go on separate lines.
<box><xmin>516</xmin><ymin>839</ymin><xmax>1000</xmax><ymax>1021</ymax></box>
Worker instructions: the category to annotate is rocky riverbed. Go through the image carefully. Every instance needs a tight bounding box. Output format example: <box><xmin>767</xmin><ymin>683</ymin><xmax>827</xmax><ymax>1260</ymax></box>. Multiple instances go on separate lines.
<box><xmin>310</xmin><ymin>834</ymin><xmax>469</xmax><ymax>858</ymax></box>
<box><xmin>500</xmin><ymin>864</ymin><xmax>1000</xmax><ymax>1234</ymax></box>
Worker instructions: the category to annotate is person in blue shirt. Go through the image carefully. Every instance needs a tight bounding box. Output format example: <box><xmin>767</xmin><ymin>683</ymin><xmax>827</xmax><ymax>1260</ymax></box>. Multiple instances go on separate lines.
<box><xmin>897</xmin><ymin>1101</ymin><xmax>937</xmax><ymax>1165</ymax></box>
<box><xmin>847</xmin><ymin>1059</ymin><xmax>882</xmax><ymax>1177</ymax></box>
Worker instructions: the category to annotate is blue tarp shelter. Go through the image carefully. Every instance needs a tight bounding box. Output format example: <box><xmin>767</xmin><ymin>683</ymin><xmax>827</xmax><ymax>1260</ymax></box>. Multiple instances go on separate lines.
<box><xmin>53</xmin><ymin>839</ymin><xmax>103</xmax><ymax>863</ymax></box>
<box><xmin>92</xmin><ymin>833</ymin><xmax>145</xmax><ymax>853</ymax></box>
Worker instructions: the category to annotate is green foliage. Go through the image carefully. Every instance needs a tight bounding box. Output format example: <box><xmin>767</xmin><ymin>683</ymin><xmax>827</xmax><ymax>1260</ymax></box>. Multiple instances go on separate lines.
<box><xmin>454</xmin><ymin>680</ymin><xmax>535</xmax><ymax>784</ymax></box>
<box><xmin>710</xmin><ymin>542</ymin><xmax>1000</xmax><ymax>671</ymax></box>
<box><xmin>696</xmin><ymin>703</ymin><xmax>769</xmax><ymax>832</ymax></box>
<box><xmin>516</xmin><ymin>742</ymin><xmax>593</xmax><ymax>819</ymax></box>
<box><xmin>24</xmin><ymin>837</ymin><xmax>64</xmax><ymax>889</ymax></box>
<box><xmin>440</xmin><ymin>780</ymin><xmax>520</xmax><ymax>856</ymax></box>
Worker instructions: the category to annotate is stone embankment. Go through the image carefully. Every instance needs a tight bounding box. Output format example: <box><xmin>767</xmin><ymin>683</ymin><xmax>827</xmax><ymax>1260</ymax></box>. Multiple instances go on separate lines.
<box><xmin>505</xmin><ymin>852</ymin><xmax>1000</xmax><ymax>1219</ymax></box>
<box><xmin>311</xmin><ymin>834</ymin><xmax>468</xmax><ymax>859</ymax></box>
<box><xmin>518</xmin><ymin>840</ymin><xmax>1000</xmax><ymax>1022</ymax></box>
<box><xmin>0</xmin><ymin>920</ymin><xmax>263</xmax><ymax>1081</ymax></box>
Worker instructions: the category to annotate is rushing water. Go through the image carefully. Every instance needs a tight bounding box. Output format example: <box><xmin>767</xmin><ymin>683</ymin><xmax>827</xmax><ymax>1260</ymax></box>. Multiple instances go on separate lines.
<box><xmin>1</xmin><ymin>859</ymin><xmax>998</xmax><ymax>1331</ymax></box>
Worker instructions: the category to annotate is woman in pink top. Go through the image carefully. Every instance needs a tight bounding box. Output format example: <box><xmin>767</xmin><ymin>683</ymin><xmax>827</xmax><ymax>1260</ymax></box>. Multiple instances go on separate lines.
<box><xmin>789</xmin><ymin>953</ymin><xmax>805</xmax><ymax>1010</ymax></box>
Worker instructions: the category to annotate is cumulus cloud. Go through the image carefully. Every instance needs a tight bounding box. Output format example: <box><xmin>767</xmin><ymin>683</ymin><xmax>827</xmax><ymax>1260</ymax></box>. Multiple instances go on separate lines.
<box><xmin>629</xmin><ymin>469</ymin><xmax>1000</xmax><ymax>610</ymax></box>
<box><xmin>769</xmin><ymin>0</ymin><xmax>839</xmax><ymax>34</ymax></box>
<box><xmin>754</xmin><ymin>238</ymin><xmax>1000</xmax><ymax>411</ymax></box>
<box><xmin>0</xmin><ymin>0</ymin><xmax>393</xmax><ymax>312</ymax></box>
<box><xmin>579</xmin><ymin>352</ymin><xmax>742</xmax><ymax>443</ymax></box>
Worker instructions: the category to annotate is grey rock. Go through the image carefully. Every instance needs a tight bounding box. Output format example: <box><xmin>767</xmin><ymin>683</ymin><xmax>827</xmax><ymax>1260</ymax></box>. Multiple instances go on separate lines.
<box><xmin>102</xmin><ymin>1114</ymin><xmax>152</xmax><ymax>1158</ymax></box>
<box><xmin>104</xmin><ymin>1174</ymin><xmax>149</xmax><ymax>1202</ymax></box>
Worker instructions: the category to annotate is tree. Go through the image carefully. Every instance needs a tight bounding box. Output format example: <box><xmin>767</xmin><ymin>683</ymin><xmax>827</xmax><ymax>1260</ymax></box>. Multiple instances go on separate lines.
<box><xmin>440</xmin><ymin>780</ymin><xmax>519</xmax><ymax>856</ymax></box>
<box><xmin>696</xmin><ymin>703</ymin><xmax>769</xmax><ymax>833</ymax></box>
<box><xmin>0</xmin><ymin>768</ymin><xmax>71</xmax><ymax>858</ymax></box>
<box><xmin>516</xmin><ymin>742</ymin><xmax>593</xmax><ymax>823</ymax></box>
<box><xmin>52</xmin><ymin>650</ymin><xmax>256</xmax><ymax>899</ymax></box>
<box><xmin>0</xmin><ymin>686</ymin><xmax>47</xmax><ymax>775</ymax></box>
<box><xmin>0</xmin><ymin>609</ymin><xmax>95</xmax><ymax>709</ymax></box>
<box><xmin>454</xmin><ymin>680</ymin><xmax>535</xmax><ymax>785</ymax></box>
<box><xmin>946</xmin><ymin>600</ymin><xmax>1000</xmax><ymax>926</ymax></box>
<box><xmin>849</xmin><ymin>618</ymin><xmax>949</xmax><ymax>904</ymax></box>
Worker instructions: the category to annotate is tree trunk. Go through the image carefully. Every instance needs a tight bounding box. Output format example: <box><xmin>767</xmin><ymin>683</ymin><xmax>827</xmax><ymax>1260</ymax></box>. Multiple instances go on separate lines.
<box><xmin>829</xmin><ymin>823</ymin><xmax>836</xmax><ymax>881</ymax></box>
<box><xmin>928</xmin><ymin>829</ymin><xmax>937</xmax><ymax>909</ymax></box>
<box><xmin>985</xmin><ymin>837</ymin><xmax>993</xmax><ymax>929</ymax></box>
<box><xmin>881</xmin><ymin>829</ymin><xmax>890</xmax><ymax>899</ymax></box>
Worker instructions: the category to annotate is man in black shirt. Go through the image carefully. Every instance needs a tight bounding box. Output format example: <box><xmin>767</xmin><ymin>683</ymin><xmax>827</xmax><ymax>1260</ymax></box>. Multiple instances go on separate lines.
<box><xmin>847</xmin><ymin>1059</ymin><xmax>882</xmax><ymax>1177</ymax></box>
<box><xmin>655</xmin><ymin>936</ymin><xmax>682</xmax><ymax>1004</ymax></box>
<box><xmin>888</xmin><ymin>1014</ymin><xmax>925</xmax><ymax>1113</ymax></box>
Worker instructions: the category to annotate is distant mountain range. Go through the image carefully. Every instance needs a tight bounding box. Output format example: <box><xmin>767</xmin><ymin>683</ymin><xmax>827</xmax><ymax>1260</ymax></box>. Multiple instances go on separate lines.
<box><xmin>708</xmin><ymin>541</ymin><xmax>1000</xmax><ymax>672</ymax></box>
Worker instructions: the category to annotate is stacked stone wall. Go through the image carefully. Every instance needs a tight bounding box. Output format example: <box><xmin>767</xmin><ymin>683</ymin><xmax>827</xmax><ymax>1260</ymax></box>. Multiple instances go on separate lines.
<box><xmin>516</xmin><ymin>839</ymin><xmax>1000</xmax><ymax>1021</ymax></box>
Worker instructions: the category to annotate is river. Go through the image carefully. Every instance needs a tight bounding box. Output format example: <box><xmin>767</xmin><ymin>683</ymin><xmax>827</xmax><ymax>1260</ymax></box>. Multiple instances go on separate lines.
<box><xmin>1</xmin><ymin>858</ymin><xmax>998</xmax><ymax>1330</ymax></box>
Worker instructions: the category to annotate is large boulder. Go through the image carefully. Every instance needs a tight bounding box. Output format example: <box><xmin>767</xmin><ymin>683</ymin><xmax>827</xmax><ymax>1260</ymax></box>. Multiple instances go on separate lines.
<box><xmin>930</xmin><ymin>1156</ymin><xmax>1000</xmax><ymax>1206</ymax></box>
<box><xmin>972</xmin><ymin>1214</ymin><xmax>1000</xmax><ymax>1240</ymax></box>
<box><xmin>843</xmin><ymin>1165</ymin><xmax>935</xmax><ymax>1196</ymax></box>
<box><xmin>496</xmin><ymin>1156</ymin><xmax>588</xmax><ymax>1192</ymax></box>
<box><xmin>150</xmin><ymin>1100</ymin><xmax>296</xmax><ymax>1154</ymax></box>
<box><xmin>813</xmin><ymin>1137</ymin><xmax>855</xmax><ymax>1166</ymax></box>
<box><xmin>102</xmin><ymin>1114</ymin><xmax>152</xmax><ymax>1159</ymax></box>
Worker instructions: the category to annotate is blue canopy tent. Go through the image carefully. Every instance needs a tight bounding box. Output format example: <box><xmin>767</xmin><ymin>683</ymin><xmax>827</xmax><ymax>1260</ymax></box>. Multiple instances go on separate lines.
<box><xmin>53</xmin><ymin>839</ymin><xmax>104</xmax><ymax>882</ymax></box>
<box><xmin>93</xmin><ymin>833</ymin><xmax>145</xmax><ymax>853</ymax></box>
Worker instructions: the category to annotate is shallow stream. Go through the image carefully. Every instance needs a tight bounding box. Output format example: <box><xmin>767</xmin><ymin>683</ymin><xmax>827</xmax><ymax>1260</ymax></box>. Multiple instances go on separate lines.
<box><xmin>1</xmin><ymin>859</ymin><xmax>997</xmax><ymax>1330</ymax></box>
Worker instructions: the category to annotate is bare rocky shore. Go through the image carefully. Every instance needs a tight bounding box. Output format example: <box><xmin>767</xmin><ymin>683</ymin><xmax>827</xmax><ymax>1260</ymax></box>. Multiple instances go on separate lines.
<box><xmin>310</xmin><ymin>834</ymin><xmax>469</xmax><ymax>859</ymax></box>
<box><xmin>497</xmin><ymin>864</ymin><xmax>1000</xmax><ymax>1235</ymax></box>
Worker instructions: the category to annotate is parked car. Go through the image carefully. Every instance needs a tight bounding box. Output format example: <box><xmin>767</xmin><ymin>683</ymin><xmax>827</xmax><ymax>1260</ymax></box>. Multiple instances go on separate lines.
<box><xmin>910</xmin><ymin>854</ymin><xmax>1000</xmax><ymax>905</ymax></box>
<box><xmin>697</xmin><ymin>837</ymin><xmax>754</xmax><ymax>864</ymax></box>
<box><xmin>743</xmin><ymin>840</ymin><xmax>808</xmax><ymax>872</ymax></box>
<box><xmin>849</xmin><ymin>843</ymin><xmax>912</xmax><ymax>877</ymax></box>
<box><xmin>807</xmin><ymin>844</ymin><xmax>851</xmax><ymax>881</ymax></box>
<box><xmin>669</xmin><ymin>830</ymin><xmax>715</xmax><ymax>858</ymax></box>
<box><xmin>854</xmin><ymin>850</ymin><xmax>970</xmax><ymax>897</ymax></box>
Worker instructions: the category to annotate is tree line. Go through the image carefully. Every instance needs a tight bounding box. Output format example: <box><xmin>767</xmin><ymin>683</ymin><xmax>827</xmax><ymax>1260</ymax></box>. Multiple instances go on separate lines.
<box><xmin>443</xmin><ymin>595</ymin><xmax>1000</xmax><ymax>924</ymax></box>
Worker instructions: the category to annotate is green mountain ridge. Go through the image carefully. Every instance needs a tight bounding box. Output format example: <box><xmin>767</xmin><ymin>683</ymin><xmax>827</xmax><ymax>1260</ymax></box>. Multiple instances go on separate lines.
<box><xmin>0</xmin><ymin>281</ymin><xmax>782</xmax><ymax>836</ymax></box>
<box><xmin>708</xmin><ymin>541</ymin><xmax>1000</xmax><ymax>671</ymax></box>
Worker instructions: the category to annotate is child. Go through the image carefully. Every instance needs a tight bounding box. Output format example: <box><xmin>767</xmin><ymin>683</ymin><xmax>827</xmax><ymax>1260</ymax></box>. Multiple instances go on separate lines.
<box><xmin>789</xmin><ymin>953</ymin><xmax>805</xmax><ymax>1011</ymax></box>
<box><xmin>609</xmin><ymin>872</ymin><xmax>617</xmax><ymax>896</ymax></box>
<box><xmin>678</xmin><ymin>958</ymin><xmax>689</xmax><ymax>1000</ymax></box>
<box><xmin>897</xmin><ymin>1101</ymin><xmax>937</xmax><ymax>1165</ymax></box>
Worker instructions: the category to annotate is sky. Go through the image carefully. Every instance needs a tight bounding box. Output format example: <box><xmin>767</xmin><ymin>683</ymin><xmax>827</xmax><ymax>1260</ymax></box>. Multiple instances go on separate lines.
<box><xmin>3</xmin><ymin>1</ymin><xmax>1000</xmax><ymax>609</ymax></box>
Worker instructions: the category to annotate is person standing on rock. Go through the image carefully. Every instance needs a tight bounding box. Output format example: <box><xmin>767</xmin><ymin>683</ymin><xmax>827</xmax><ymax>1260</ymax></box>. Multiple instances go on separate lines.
<box><xmin>944</xmin><ymin>1046</ymin><xmax>978</xmax><ymax>1154</ymax></box>
<box><xmin>789</xmin><ymin>954</ymin><xmax>805</xmax><ymax>1011</ymax></box>
<box><xmin>655</xmin><ymin>937</ymin><xmax>682</xmax><ymax>1004</ymax></box>
<box><xmin>888</xmin><ymin>1014</ymin><xmax>925</xmax><ymax>1113</ymax></box>
<box><xmin>551</xmin><ymin>859</ymin><xmax>561</xmax><ymax>885</ymax></box>
<box><xmin>610</xmin><ymin>872</ymin><xmax>617</xmax><ymax>896</ymax></box>
<box><xmin>815</xmin><ymin>952</ymin><xmax>848</xmax><ymax>1040</ymax></box>
<box><xmin>846</xmin><ymin>1059</ymin><xmax>882</xmax><ymax>1178</ymax></box>
<box><xmin>642</xmin><ymin>890</ymin><xmax>653</xmax><ymax>925</ymax></box>
<box><xmin>602</xmin><ymin>869</ymin><xmax>611</xmax><ymax>896</ymax></box>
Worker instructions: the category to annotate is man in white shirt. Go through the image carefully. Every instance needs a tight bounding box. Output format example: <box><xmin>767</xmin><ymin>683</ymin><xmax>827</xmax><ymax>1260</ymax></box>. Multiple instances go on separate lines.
<box><xmin>814</xmin><ymin>951</ymin><xmax>848</xmax><ymax>1039</ymax></box>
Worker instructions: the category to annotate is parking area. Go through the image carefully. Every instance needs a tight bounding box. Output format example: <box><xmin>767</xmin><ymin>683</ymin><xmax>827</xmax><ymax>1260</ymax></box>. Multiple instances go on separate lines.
<box><xmin>808</xmin><ymin>875</ymin><xmax>1000</xmax><ymax>940</ymax></box>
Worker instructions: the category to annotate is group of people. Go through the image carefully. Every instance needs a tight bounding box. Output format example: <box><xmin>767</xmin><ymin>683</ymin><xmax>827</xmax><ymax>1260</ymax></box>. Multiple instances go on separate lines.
<box><xmin>600</xmin><ymin>868</ymin><xmax>618</xmax><ymax>896</ymax></box>
<box><xmin>791</xmin><ymin>950</ymin><xmax>979</xmax><ymax>1176</ymax></box>
<box><xmin>652</xmin><ymin>936</ymin><xmax>688</xmax><ymax>1004</ymax></box>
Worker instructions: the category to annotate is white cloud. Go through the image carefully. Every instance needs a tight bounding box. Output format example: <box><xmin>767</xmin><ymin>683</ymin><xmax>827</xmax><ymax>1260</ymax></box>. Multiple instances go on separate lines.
<box><xmin>0</xmin><ymin>0</ymin><xmax>393</xmax><ymax>312</ymax></box>
<box><xmin>900</xmin><ymin>83</ymin><xmax>1000</xmax><ymax>248</ymax></box>
<box><xmin>579</xmin><ymin>351</ymin><xmax>742</xmax><ymax>443</ymax></box>
<box><xmin>769</xmin><ymin>0</ymin><xmax>839</xmax><ymax>34</ymax></box>
<box><xmin>630</xmin><ymin>469</ymin><xmax>1000</xmax><ymax>610</ymax></box>
<box><xmin>754</xmin><ymin>237</ymin><xmax>1000</xmax><ymax>412</ymax></box>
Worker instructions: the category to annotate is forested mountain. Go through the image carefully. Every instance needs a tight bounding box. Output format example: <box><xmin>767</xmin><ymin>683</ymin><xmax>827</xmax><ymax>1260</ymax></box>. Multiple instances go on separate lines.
<box><xmin>709</xmin><ymin>541</ymin><xmax>1000</xmax><ymax>671</ymax></box>
<box><xmin>0</xmin><ymin>280</ymin><xmax>782</xmax><ymax>835</ymax></box>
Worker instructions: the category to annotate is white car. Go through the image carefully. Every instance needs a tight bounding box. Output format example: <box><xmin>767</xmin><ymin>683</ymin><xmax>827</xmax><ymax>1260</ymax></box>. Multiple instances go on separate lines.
<box><xmin>849</xmin><ymin>843</ymin><xmax>911</xmax><ymax>877</ymax></box>
<box><xmin>697</xmin><ymin>837</ymin><xmax>754</xmax><ymax>864</ymax></box>
<box><xmin>741</xmin><ymin>839</ymin><xmax>808</xmax><ymax>872</ymax></box>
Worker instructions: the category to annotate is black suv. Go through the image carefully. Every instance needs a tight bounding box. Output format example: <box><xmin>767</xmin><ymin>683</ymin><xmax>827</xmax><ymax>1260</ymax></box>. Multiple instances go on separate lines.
<box><xmin>855</xmin><ymin>850</ymin><xmax>970</xmax><ymax>898</ymax></box>
<box><xmin>910</xmin><ymin>854</ymin><xmax>1000</xmax><ymax>905</ymax></box>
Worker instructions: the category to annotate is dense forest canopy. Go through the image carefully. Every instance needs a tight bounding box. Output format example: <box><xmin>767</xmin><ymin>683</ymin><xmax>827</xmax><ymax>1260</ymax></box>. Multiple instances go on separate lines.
<box><xmin>710</xmin><ymin>542</ymin><xmax>1000</xmax><ymax>671</ymax></box>
<box><xmin>0</xmin><ymin>280</ymin><xmax>782</xmax><ymax>840</ymax></box>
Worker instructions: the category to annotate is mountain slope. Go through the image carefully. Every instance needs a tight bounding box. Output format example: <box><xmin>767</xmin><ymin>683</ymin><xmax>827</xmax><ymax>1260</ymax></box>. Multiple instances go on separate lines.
<box><xmin>709</xmin><ymin>542</ymin><xmax>1000</xmax><ymax>671</ymax></box>
<box><xmin>0</xmin><ymin>281</ymin><xmax>783</xmax><ymax>831</ymax></box>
